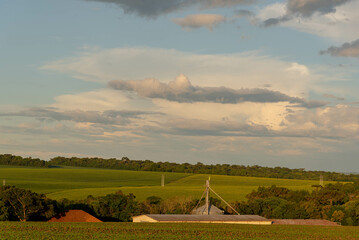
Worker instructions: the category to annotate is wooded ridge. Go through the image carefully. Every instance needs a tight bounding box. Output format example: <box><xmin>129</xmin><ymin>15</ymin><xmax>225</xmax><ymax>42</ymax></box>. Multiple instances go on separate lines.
<box><xmin>1</xmin><ymin>154</ymin><xmax>358</xmax><ymax>182</ymax></box>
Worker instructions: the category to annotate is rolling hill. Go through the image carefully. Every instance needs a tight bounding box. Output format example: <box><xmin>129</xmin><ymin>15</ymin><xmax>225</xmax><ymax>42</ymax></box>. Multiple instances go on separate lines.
<box><xmin>0</xmin><ymin>165</ymin><xmax>334</xmax><ymax>202</ymax></box>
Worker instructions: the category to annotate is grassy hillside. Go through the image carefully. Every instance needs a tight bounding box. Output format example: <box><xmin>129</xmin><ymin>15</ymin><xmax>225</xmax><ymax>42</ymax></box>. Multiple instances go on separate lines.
<box><xmin>0</xmin><ymin>222</ymin><xmax>358</xmax><ymax>240</ymax></box>
<box><xmin>94</xmin><ymin>174</ymin><xmax>330</xmax><ymax>202</ymax></box>
<box><xmin>0</xmin><ymin>165</ymin><xmax>189</xmax><ymax>194</ymax></box>
<box><xmin>0</xmin><ymin>166</ymin><xmax>335</xmax><ymax>202</ymax></box>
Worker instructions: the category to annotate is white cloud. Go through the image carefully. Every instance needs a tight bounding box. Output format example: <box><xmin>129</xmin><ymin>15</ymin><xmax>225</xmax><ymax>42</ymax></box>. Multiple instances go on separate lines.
<box><xmin>51</xmin><ymin>89</ymin><xmax>130</xmax><ymax>111</ymax></box>
<box><xmin>2</xmin><ymin>82</ymin><xmax>359</xmax><ymax>170</ymax></box>
<box><xmin>155</xmin><ymin>100</ymin><xmax>290</xmax><ymax>131</ymax></box>
<box><xmin>257</xmin><ymin>1</ymin><xmax>359</xmax><ymax>42</ymax></box>
<box><xmin>286</xmin><ymin>62</ymin><xmax>310</xmax><ymax>76</ymax></box>
<box><xmin>256</xmin><ymin>2</ymin><xmax>287</xmax><ymax>21</ymax></box>
<box><xmin>41</xmin><ymin>47</ymin><xmax>319</xmax><ymax>98</ymax></box>
<box><xmin>283</xmin><ymin>104</ymin><xmax>359</xmax><ymax>138</ymax></box>
<box><xmin>173</xmin><ymin>14</ymin><xmax>226</xmax><ymax>31</ymax></box>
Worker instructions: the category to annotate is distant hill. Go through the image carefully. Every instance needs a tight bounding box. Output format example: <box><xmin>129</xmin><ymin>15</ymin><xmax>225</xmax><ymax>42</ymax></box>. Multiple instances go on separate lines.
<box><xmin>0</xmin><ymin>165</ymin><xmax>332</xmax><ymax>202</ymax></box>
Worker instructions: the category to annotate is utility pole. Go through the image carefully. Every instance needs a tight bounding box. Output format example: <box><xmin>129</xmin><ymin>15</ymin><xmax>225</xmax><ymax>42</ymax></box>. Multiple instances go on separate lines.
<box><xmin>2</xmin><ymin>179</ymin><xmax>5</xmax><ymax>186</ymax></box>
<box><xmin>205</xmin><ymin>178</ymin><xmax>210</xmax><ymax>215</ymax></box>
<box><xmin>161</xmin><ymin>174</ymin><xmax>165</xmax><ymax>187</ymax></box>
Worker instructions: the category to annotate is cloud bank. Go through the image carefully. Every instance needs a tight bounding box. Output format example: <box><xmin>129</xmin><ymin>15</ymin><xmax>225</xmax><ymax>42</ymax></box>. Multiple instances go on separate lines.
<box><xmin>2</xmin><ymin>84</ymin><xmax>359</xmax><ymax>171</ymax></box>
<box><xmin>109</xmin><ymin>74</ymin><xmax>326</xmax><ymax>108</ymax></box>
<box><xmin>85</xmin><ymin>0</ymin><xmax>253</xmax><ymax>18</ymax></box>
<box><xmin>263</xmin><ymin>0</ymin><xmax>352</xmax><ymax>27</ymax></box>
<box><xmin>287</xmin><ymin>0</ymin><xmax>351</xmax><ymax>17</ymax></box>
<box><xmin>253</xmin><ymin>1</ymin><xmax>359</xmax><ymax>42</ymax></box>
<box><xmin>0</xmin><ymin>107</ymin><xmax>160</xmax><ymax>125</ymax></box>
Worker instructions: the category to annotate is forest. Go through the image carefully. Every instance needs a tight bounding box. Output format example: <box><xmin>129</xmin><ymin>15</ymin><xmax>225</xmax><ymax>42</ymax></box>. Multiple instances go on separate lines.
<box><xmin>1</xmin><ymin>183</ymin><xmax>358</xmax><ymax>226</ymax></box>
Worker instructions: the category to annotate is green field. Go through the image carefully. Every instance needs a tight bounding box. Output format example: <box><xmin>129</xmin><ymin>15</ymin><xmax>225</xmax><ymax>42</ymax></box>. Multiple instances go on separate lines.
<box><xmin>0</xmin><ymin>166</ymin><xmax>335</xmax><ymax>202</ymax></box>
<box><xmin>0</xmin><ymin>222</ymin><xmax>357</xmax><ymax>240</ymax></box>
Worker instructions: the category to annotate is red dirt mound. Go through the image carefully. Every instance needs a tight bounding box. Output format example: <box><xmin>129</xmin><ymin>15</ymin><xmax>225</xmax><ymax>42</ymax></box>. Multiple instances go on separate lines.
<box><xmin>48</xmin><ymin>210</ymin><xmax>102</xmax><ymax>222</ymax></box>
<box><xmin>270</xmin><ymin>219</ymin><xmax>339</xmax><ymax>226</ymax></box>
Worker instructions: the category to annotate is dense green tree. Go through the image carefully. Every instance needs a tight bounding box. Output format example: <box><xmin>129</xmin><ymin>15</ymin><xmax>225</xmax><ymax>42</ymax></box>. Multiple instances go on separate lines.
<box><xmin>0</xmin><ymin>154</ymin><xmax>49</xmax><ymax>168</ymax></box>
<box><xmin>86</xmin><ymin>191</ymin><xmax>139</xmax><ymax>222</ymax></box>
<box><xmin>0</xmin><ymin>186</ymin><xmax>56</xmax><ymax>221</ymax></box>
<box><xmin>140</xmin><ymin>196</ymin><xmax>163</xmax><ymax>214</ymax></box>
<box><xmin>344</xmin><ymin>199</ymin><xmax>359</xmax><ymax>226</ymax></box>
<box><xmin>246</xmin><ymin>186</ymin><xmax>290</xmax><ymax>201</ymax></box>
<box><xmin>231</xmin><ymin>184</ymin><xmax>359</xmax><ymax>225</ymax></box>
<box><xmin>0</xmin><ymin>199</ymin><xmax>11</xmax><ymax>221</ymax></box>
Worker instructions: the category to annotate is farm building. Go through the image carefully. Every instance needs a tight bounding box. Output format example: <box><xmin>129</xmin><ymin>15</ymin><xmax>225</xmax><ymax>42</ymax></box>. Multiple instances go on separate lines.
<box><xmin>133</xmin><ymin>178</ymin><xmax>272</xmax><ymax>225</ymax></box>
<box><xmin>191</xmin><ymin>204</ymin><xmax>224</xmax><ymax>215</ymax></box>
<box><xmin>48</xmin><ymin>210</ymin><xmax>102</xmax><ymax>222</ymax></box>
<box><xmin>133</xmin><ymin>179</ymin><xmax>338</xmax><ymax>226</ymax></box>
<box><xmin>132</xmin><ymin>214</ymin><xmax>272</xmax><ymax>225</ymax></box>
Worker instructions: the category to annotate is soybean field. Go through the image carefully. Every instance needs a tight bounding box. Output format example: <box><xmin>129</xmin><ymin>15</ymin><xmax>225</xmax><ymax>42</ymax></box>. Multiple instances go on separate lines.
<box><xmin>0</xmin><ymin>222</ymin><xmax>357</xmax><ymax>240</ymax></box>
<box><xmin>0</xmin><ymin>165</ymin><xmax>335</xmax><ymax>202</ymax></box>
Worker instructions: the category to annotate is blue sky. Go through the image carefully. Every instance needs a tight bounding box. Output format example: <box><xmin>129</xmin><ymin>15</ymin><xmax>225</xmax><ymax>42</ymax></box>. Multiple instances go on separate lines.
<box><xmin>1</xmin><ymin>0</ymin><xmax>359</xmax><ymax>171</ymax></box>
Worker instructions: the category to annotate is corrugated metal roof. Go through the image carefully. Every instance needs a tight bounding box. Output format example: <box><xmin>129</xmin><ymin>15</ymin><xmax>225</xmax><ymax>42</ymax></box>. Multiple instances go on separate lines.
<box><xmin>142</xmin><ymin>214</ymin><xmax>269</xmax><ymax>222</ymax></box>
<box><xmin>192</xmin><ymin>204</ymin><xmax>224</xmax><ymax>215</ymax></box>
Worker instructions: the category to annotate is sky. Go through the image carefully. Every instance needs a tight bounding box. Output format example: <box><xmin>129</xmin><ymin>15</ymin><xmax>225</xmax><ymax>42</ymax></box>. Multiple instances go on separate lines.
<box><xmin>1</xmin><ymin>0</ymin><xmax>359</xmax><ymax>172</ymax></box>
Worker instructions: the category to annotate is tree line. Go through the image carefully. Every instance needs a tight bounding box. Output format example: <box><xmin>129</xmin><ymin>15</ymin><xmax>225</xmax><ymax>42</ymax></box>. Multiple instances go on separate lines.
<box><xmin>1</xmin><ymin>154</ymin><xmax>358</xmax><ymax>182</ymax></box>
<box><xmin>1</xmin><ymin>183</ymin><xmax>358</xmax><ymax>225</ymax></box>
<box><xmin>229</xmin><ymin>183</ymin><xmax>359</xmax><ymax>226</ymax></box>
<box><xmin>0</xmin><ymin>154</ymin><xmax>48</xmax><ymax>168</ymax></box>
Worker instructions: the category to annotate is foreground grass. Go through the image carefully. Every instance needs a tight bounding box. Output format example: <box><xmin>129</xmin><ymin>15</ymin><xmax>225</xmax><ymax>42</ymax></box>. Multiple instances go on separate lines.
<box><xmin>0</xmin><ymin>166</ymin><xmax>337</xmax><ymax>202</ymax></box>
<box><xmin>0</xmin><ymin>222</ymin><xmax>357</xmax><ymax>240</ymax></box>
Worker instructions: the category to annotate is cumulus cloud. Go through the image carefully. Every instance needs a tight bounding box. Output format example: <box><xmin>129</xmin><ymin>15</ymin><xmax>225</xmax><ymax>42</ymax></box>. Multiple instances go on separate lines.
<box><xmin>283</xmin><ymin>104</ymin><xmax>359</xmax><ymax>138</ymax></box>
<box><xmin>85</xmin><ymin>0</ymin><xmax>254</xmax><ymax>18</ymax></box>
<box><xmin>42</xmin><ymin>47</ymin><xmax>323</xmax><ymax>98</ymax></box>
<box><xmin>159</xmin><ymin>103</ymin><xmax>359</xmax><ymax>140</ymax></box>
<box><xmin>320</xmin><ymin>39</ymin><xmax>359</xmax><ymax>58</ymax></box>
<box><xmin>255</xmin><ymin>1</ymin><xmax>359</xmax><ymax>41</ymax></box>
<box><xmin>144</xmin><ymin>101</ymin><xmax>359</xmax><ymax>141</ymax></box>
<box><xmin>2</xmin><ymin>87</ymin><xmax>359</xmax><ymax>170</ymax></box>
<box><xmin>109</xmin><ymin>74</ymin><xmax>326</xmax><ymax>108</ymax></box>
<box><xmin>262</xmin><ymin>0</ymin><xmax>352</xmax><ymax>27</ymax></box>
<box><xmin>173</xmin><ymin>14</ymin><xmax>226</xmax><ymax>31</ymax></box>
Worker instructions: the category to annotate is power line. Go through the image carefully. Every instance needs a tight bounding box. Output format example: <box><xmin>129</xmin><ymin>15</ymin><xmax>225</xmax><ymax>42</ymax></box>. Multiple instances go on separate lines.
<box><xmin>209</xmin><ymin>186</ymin><xmax>240</xmax><ymax>215</ymax></box>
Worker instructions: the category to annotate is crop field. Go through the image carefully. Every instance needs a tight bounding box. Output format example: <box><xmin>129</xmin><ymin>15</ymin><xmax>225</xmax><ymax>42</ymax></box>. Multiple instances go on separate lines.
<box><xmin>0</xmin><ymin>222</ymin><xmax>358</xmax><ymax>240</ymax></box>
<box><xmin>0</xmin><ymin>166</ymin><xmax>335</xmax><ymax>202</ymax></box>
<box><xmin>0</xmin><ymin>166</ymin><xmax>189</xmax><ymax>196</ymax></box>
